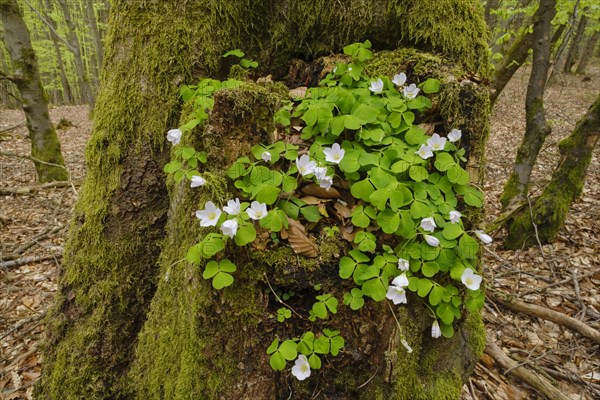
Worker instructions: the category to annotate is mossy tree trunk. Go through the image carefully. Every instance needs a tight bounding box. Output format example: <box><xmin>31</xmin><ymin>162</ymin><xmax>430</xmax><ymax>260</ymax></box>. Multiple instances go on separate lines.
<box><xmin>575</xmin><ymin>29</ymin><xmax>600</xmax><ymax>74</ymax></box>
<box><xmin>500</xmin><ymin>0</ymin><xmax>556</xmax><ymax>210</ymax></box>
<box><xmin>0</xmin><ymin>0</ymin><xmax>68</xmax><ymax>182</ymax></box>
<box><xmin>504</xmin><ymin>94</ymin><xmax>599</xmax><ymax>249</ymax></box>
<box><xmin>563</xmin><ymin>11</ymin><xmax>588</xmax><ymax>73</ymax></box>
<box><xmin>37</xmin><ymin>1</ymin><xmax>491</xmax><ymax>399</ymax></box>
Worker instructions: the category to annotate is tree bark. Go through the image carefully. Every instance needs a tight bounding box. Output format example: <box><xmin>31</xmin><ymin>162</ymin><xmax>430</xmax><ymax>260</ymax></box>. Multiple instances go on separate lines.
<box><xmin>500</xmin><ymin>0</ymin><xmax>556</xmax><ymax>210</ymax></box>
<box><xmin>36</xmin><ymin>1</ymin><xmax>491</xmax><ymax>398</ymax></box>
<box><xmin>563</xmin><ymin>12</ymin><xmax>588</xmax><ymax>73</ymax></box>
<box><xmin>548</xmin><ymin>0</ymin><xmax>579</xmax><ymax>84</ymax></box>
<box><xmin>0</xmin><ymin>0</ymin><xmax>68</xmax><ymax>182</ymax></box>
<box><xmin>85</xmin><ymin>0</ymin><xmax>103</xmax><ymax>75</ymax></box>
<box><xmin>505</xmin><ymin>94</ymin><xmax>600</xmax><ymax>249</ymax></box>
<box><xmin>56</xmin><ymin>0</ymin><xmax>94</xmax><ymax>107</ymax></box>
<box><xmin>575</xmin><ymin>29</ymin><xmax>600</xmax><ymax>74</ymax></box>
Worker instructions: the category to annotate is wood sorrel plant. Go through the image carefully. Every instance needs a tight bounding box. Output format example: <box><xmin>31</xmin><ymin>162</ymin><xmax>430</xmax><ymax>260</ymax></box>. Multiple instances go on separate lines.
<box><xmin>164</xmin><ymin>40</ymin><xmax>489</xmax><ymax>380</ymax></box>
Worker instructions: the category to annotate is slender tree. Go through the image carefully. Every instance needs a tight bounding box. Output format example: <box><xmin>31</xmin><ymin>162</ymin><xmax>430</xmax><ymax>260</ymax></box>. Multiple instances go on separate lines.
<box><xmin>36</xmin><ymin>1</ymin><xmax>491</xmax><ymax>399</ymax></box>
<box><xmin>500</xmin><ymin>0</ymin><xmax>557</xmax><ymax>209</ymax></box>
<box><xmin>505</xmin><ymin>93</ymin><xmax>599</xmax><ymax>248</ymax></box>
<box><xmin>563</xmin><ymin>10</ymin><xmax>589</xmax><ymax>73</ymax></box>
<box><xmin>575</xmin><ymin>28</ymin><xmax>600</xmax><ymax>74</ymax></box>
<box><xmin>0</xmin><ymin>0</ymin><xmax>68</xmax><ymax>182</ymax></box>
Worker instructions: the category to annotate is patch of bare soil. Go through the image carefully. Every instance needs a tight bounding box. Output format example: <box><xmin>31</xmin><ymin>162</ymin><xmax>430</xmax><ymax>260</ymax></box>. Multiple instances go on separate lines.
<box><xmin>0</xmin><ymin>67</ymin><xmax>598</xmax><ymax>399</ymax></box>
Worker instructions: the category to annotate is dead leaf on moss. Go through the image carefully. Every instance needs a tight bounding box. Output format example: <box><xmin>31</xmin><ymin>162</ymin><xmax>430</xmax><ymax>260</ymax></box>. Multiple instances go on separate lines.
<box><xmin>283</xmin><ymin>218</ymin><xmax>318</xmax><ymax>258</ymax></box>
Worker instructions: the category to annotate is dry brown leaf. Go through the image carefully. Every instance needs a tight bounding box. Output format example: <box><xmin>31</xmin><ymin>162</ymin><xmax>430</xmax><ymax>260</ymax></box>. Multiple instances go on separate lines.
<box><xmin>300</xmin><ymin>195</ymin><xmax>329</xmax><ymax>205</ymax></box>
<box><xmin>289</xmin><ymin>87</ymin><xmax>307</xmax><ymax>99</ymax></box>
<box><xmin>418</xmin><ymin>123</ymin><xmax>436</xmax><ymax>135</ymax></box>
<box><xmin>285</xmin><ymin>218</ymin><xmax>318</xmax><ymax>258</ymax></box>
<box><xmin>341</xmin><ymin>225</ymin><xmax>355</xmax><ymax>242</ymax></box>
<box><xmin>334</xmin><ymin>201</ymin><xmax>351</xmax><ymax>218</ymax></box>
<box><xmin>301</xmin><ymin>184</ymin><xmax>340</xmax><ymax>199</ymax></box>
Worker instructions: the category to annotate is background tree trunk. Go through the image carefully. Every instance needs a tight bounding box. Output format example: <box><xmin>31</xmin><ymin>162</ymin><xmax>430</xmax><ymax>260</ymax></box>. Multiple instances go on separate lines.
<box><xmin>42</xmin><ymin>0</ymin><xmax>73</xmax><ymax>104</ymax></box>
<box><xmin>575</xmin><ymin>29</ymin><xmax>600</xmax><ymax>74</ymax></box>
<box><xmin>0</xmin><ymin>0</ymin><xmax>68</xmax><ymax>182</ymax></box>
<box><xmin>563</xmin><ymin>11</ymin><xmax>588</xmax><ymax>73</ymax></box>
<box><xmin>548</xmin><ymin>0</ymin><xmax>579</xmax><ymax>84</ymax></box>
<box><xmin>504</xmin><ymin>94</ymin><xmax>599</xmax><ymax>249</ymax></box>
<box><xmin>500</xmin><ymin>0</ymin><xmax>556</xmax><ymax>209</ymax></box>
<box><xmin>36</xmin><ymin>1</ymin><xmax>491</xmax><ymax>398</ymax></box>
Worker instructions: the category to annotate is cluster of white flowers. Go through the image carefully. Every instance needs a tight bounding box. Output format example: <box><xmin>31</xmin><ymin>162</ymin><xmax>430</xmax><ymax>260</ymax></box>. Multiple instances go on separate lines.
<box><xmin>295</xmin><ymin>143</ymin><xmax>345</xmax><ymax>190</ymax></box>
<box><xmin>194</xmin><ymin>198</ymin><xmax>268</xmax><ymax>238</ymax></box>
<box><xmin>415</xmin><ymin>129</ymin><xmax>463</xmax><ymax>160</ymax></box>
<box><xmin>369</xmin><ymin>72</ymin><xmax>421</xmax><ymax>100</ymax></box>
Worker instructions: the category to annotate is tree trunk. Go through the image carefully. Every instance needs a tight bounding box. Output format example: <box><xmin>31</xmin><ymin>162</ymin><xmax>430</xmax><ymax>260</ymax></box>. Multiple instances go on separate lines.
<box><xmin>575</xmin><ymin>29</ymin><xmax>600</xmax><ymax>74</ymax></box>
<box><xmin>484</xmin><ymin>0</ymin><xmax>500</xmax><ymax>31</ymax></box>
<box><xmin>42</xmin><ymin>0</ymin><xmax>74</xmax><ymax>104</ymax></box>
<box><xmin>56</xmin><ymin>0</ymin><xmax>94</xmax><ymax>107</ymax></box>
<box><xmin>563</xmin><ymin>12</ymin><xmax>588</xmax><ymax>73</ymax></box>
<box><xmin>504</xmin><ymin>94</ymin><xmax>600</xmax><ymax>249</ymax></box>
<box><xmin>500</xmin><ymin>0</ymin><xmax>556</xmax><ymax>210</ymax></box>
<box><xmin>0</xmin><ymin>45</ymin><xmax>20</xmax><ymax>108</ymax></box>
<box><xmin>85</xmin><ymin>0</ymin><xmax>103</xmax><ymax>75</ymax></box>
<box><xmin>36</xmin><ymin>1</ymin><xmax>491</xmax><ymax>399</ymax></box>
<box><xmin>548</xmin><ymin>0</ymin><xmax>579</xmax><ymax>84</ymax></box>
<box><xmin>490</xmin><ymin>29</ymin><xmax>533</xmax><ymax>106</ymax></box>
<box><xmin>0</xmin><ymin>0</ymin><xmax>68</xmax><ymax>182</ymax></box>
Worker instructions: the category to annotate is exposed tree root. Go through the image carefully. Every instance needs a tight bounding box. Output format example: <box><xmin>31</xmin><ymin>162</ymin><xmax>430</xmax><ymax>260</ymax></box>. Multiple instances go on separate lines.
<box><xmin>484</xmin><ymin>336</ymin><xmax>571</xmax><ymax>400</ymax></box>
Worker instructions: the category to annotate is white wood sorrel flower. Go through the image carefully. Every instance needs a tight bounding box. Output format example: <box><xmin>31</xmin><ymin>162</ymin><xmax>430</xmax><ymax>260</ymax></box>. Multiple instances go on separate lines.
<box><xmin>403</xmin><ymin>83</ymin><xmax>420</xmax><ymax>99</ymax></box>
<box><xmin>420</xmin><ymin>217</ymin><xmax>436</xmax><ymax>232</ymax></box>
<box><xmin>166</xmin><ymin>128</ymin><xmax>182</xmax><ymax>145</ymax></box>
<box><xmin>397</xmin><ymin>258</ymin><xmax>410</xmax><ymax>271</ymax></box>
<box><xmin>261</xmin><ymin>151</ymin><xmax>272</xmax><ymax>162</ymax></box>
<box><xmin>246</xmin><ymin>201</ymin><xmax>267</xmax><ymax>220</ymax></box>
<box><xmin>323</xmin><ymin>143</ymin><xmax>345</xmax><ymax>164</ymax></box>
<box><xmin>369</xmin><ymin>78</ymin><xmax>384</xmax><ymax>94</ymax></box>
<box><xmin>291</xmin><ymin>354</ymin><xmax>311</xmax><ymax>381</ymax></box>
<box><xmin>424</xmin><ymin>234</ymin><xmax>440</xmax><ymax>247</ymax></box>
<box><xmin>386</xmin><ymin>273</ymin><xmax>409</xmax><ymax>305</ymax></box>
<box><xmin>449</xmin><ymin>210</ymin><xmax>462</xmax><ymax>224</ymax></box>
<box><xmin>195</xmin><ymin>201</ymin><xmax>222</xmax><ymax>227</ymax></box>
<box><xmin>392</xmin><ymin>72</ymin><xmax>407</xmax><ymax>86</ymax></box>
<box><xmin>431</xmin><ymin>320</ymin><xmax>442</xmax><ymax>338</ymax></box>
<box><xmin>313</xmin><ymin>166</ymin><xmax>333</xmax><ymax>190</ymax></box>
<box><xmin>223</xmin><ymin>198</ymin><xmax>241</xmax><ymax>215</ymax></box>
<box><xmin>448</xmin><ymin>128</ymin><xmax>462</xmax><ymax>142</ymax></box>
<box><xmin>427</xmin><ymin>133</ymin><xmax>447</xmax><ymax>151</ymax></box>
<box><xmin>416</xmin><ymin>144</ymin><xmax>434</xmax><ymax>160</ymax></box>
<box><xmin>296</xmin><ymin>155</ymin><xmax>316</xmax><ymax>177</ymax></box>
<box><xmin>461</xmin><ymin>268</ymin><xmax>482</xmax><ymax>291</ymax></box>
<box><xmin>220</xmin><ymin>219</ymin><xmax>238</xmax><ymax>238</ymax></box>
<box><xmin>190</xmin><ymin>175</ymin><xmax>206</xmax><ymax>188</ymax></box>
<box><xmin>475</xmin><ymin>230</ymin><xmax>493</xmax><ymax>244</ymax></box>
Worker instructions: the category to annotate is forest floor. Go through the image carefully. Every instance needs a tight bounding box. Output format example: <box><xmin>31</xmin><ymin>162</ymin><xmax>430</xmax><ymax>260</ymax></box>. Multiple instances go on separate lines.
<box><xmin>0</xmin><ymin>67</ymin><xmax>599</xmax><ymax>399</ymax></box>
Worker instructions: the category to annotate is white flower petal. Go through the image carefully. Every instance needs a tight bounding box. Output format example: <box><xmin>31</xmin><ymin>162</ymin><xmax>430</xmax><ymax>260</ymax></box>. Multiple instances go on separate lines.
<box><xmin>392</xmin><ymin>72</ymin><xmax>407</xmax><ymax>86</ymax></box>
<box><xmin>296</xmin><ymin>155</ymin><xmax>317</xmax><ymax>177</ymax></box>
<box><xmin>403</xmin><ymin>84</ymin><xmax>420</xmax><ymax>99</ymax></box>
<box><xmin>220</xmin><ymin>219</ymin><xmax>238</xmax><ymax>238</ymax></box>
<box><xmin>461</xmin><ymin>268</ymin><xmax>482</xmax><ymax>291</ymax></box>
<box><xmin>448</xmin><ymin>129</ymin><xmax>462</xmax><ymax>142</ymax></box>
<box><xmin>190</xmin><ymin>175</ymin><xmax>207</xmax><ymax>188</ymax></box>
<box><xmin>397</xmin><ymin>258</ymin><xmax>410</xmax><ymax>271</ymax></box>
<box><xmin>291</xmin><ymin>355</ymin><xmax>311</xmax><ymax>381</ymax></box>
<box><xmin>424</xmin><ymin>235</ymin><xmax>440</xmax><ymax>247</ymax></box>
<box><xmin>392</xmin><ymin>273</ymin><xmax>409</xmax><ymax>288</ymax></box>
<box><xmin>420</xmin><ymin>217</ymin><xmax>437</xmax><ymax>232</ymax></box>
<box><xmin>223</xmin><ymin>198</ymin><xmax>241</xmax><ymax>215</ymax></box>
<box><xmin>449</xmin><ymin>210</ymin><xmax>461</xmax><ymax>224</ymax></box>
<box><xmin>369</xmin><ymin>79</ymin><xmax>384</xmax><ymax>94</ymax></box>
<box><xmin>166</xmin><ymin>129</ymin><xmax>182</xmax><ymax>145</ymax></box>
<box><xmin>475</xmin><ymin>230</ymin><xmax>493</xmax><ymax>244</ymax></box>
<box><xmin>247</xmin><ymin>201</ymin><xmax>267</xmax><ymax>220</ymax></box>
<box><xmin>416</xmin><ymin>144</ymin><xmax>434</xmax><ymax>160</ymax></box>
<box><xmin>431</xmin><ymin>320</ymin><xmax>441</xmax><ymax>338</ymax></box>
<box><xmin>323</xmin><ymin>143</ymin><xmax>345</xmax><ymax>164</ymax></box>
<box><xmin>262</xmin><ymin>151</ymin><xmax>272</xmax><ymax>162</ymax></box>
<box><xmin>195</xmin><ymin>201</ymin><xmax>222</xmax><ymax>227</ymax></box>
<box><xmin>427</xmin><ymin>133</ymin><xmax>447</xmax><ymax>151</ymax></box>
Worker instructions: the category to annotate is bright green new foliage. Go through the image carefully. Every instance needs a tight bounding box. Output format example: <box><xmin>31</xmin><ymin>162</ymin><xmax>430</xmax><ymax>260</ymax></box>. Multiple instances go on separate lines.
<box><xmin>164</xmin><ymin>41</ymin><xmax>487</xmax><ymax>379</ymax></box>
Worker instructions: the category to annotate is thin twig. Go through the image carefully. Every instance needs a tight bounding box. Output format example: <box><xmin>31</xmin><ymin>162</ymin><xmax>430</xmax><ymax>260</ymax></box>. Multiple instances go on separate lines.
<box><xmin>0</xmin><ymin>224</ymin><xmax>65</xmax><ymax>261</ymax></box>
<box><xmin>0</xmin><ymin>120</ymin><xmax>25</xmax><ymax>134</ymax></box>
<box><xmin>0</xmin><ymin>310</ymin><xmax>47</xmax><ymax>341</ymax></box>
<box><xmin>0</xmin><ymin>181</ymin><xmax>72</xmax><ymax>195</ymax></box>
<box><xmin>519</xmin><ymin>268</ymin><xmax>599</xmax><ymax>297</ymax></box>
<box><xmin>0</xmin><ymin>252</ymin><xmax>62</xmax><ymax>271</ymax></box>
<box><xmin>263</xmin><ymin>273</ymin><xmax>304</xmax><ymax>320</ymax></box>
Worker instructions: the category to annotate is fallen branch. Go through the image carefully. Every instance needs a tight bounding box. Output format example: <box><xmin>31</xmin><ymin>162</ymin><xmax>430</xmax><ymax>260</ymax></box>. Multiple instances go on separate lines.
<box><xmin>519</xmin><ymin>268</ymin><xmax>600</xmax><ymax>296</ymax></box>
<box><xmin>490</xmin><ymin>291</ymin><xmax>600</xmax><ymax>344</ymax></box>
<box><xmin>0</xmin><ymin>310</ymin><xmax>47</xmax><ymax>342</ymax></box>
<box><xmin>0</xmin><ymin>224</ymin><xmax>65</xmax><ymax>261</ymax></box>
<box><xmin>0</xmin><ymin>181</ymin><xmax>71</xmax><ymax>195</ymax></box>
<box><xmin>0</xmin><ymin>120</ymin><xmax>25</xmax><ymax>134</ymax></box>
<box><xmin>484</xmin><ymin>336</ymin><xmax>571</xmax><ymax>400</ymax></box>
<box><xmin>0</xmin><ymin>252</ymin><xmax>62</xmax><ymax>270</ymax></box>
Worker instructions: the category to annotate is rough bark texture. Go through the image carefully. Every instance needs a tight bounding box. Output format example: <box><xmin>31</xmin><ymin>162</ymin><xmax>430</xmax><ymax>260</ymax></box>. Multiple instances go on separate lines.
<box><xmin>500</xmin><ymin>0</ymin><xmax>556</xmax><ymax>210</ymax></box>
<box><xmin>505</xmin><ymin>94</ymin><xmax>600</xmax><ymax>249</ymax></box>
<box><xmin>0</xmin><ymin>0</ymin><xmax>68</xmax><ymax>182</ymax></box>
<box><xmin>37</xmin><ymin>1</ymin><xmax>491</xmax><ymax>399</ymax></box>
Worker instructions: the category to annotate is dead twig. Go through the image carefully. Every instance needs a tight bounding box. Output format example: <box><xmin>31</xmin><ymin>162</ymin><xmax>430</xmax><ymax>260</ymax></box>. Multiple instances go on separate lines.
<box><xmin>0</xmin><ymin>224</ymin><xmax>65</xmax><ymax>261</ymax></box>
<box><xmin>490</xmin><ymin>291</ymin><xmax>600</xmax><ymax>344</ymax></box>
<box><xmin>0</xmin><ymin>120</ymin><xmax>25</xmax><ymax>134</ymax></box>
<box><xmin>0</xmin><ymin>252</ymin><xmax>62</xmax><ymax>271</ymax></box>
<box><xmin>0</xmin><ymin>310</ymin><xmax>47</xmax><ymax>342</ymax></box>
<box><xmin>519</xmin><ymin>268</ymin><xmax>600</xmax><ymax>297</ymax></box>
<box><xmin>484</xmin><ymin>336</ymin><xmax>571</xmax><ymax>400</ymax></box>
<box><xmin>0</xmin><ymin>181</ymin><xmax>72</xmax><ymax>195</ymax></box>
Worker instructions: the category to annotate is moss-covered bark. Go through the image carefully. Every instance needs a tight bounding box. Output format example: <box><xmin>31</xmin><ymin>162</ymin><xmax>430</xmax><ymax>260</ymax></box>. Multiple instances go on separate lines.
<box><xmin>0</xmin><ymin>0</ymin><xmax>68</xmax><ymax>182</ymax></box>
<box><xmin>505</xmin><ymin>94</ymin><xmax>600</xmax><ymax>249</ymax></box>
<box><xmin>39</xmin><ymin>1</ymin><xmax>491</xmax><ymax>399</ymax></box>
